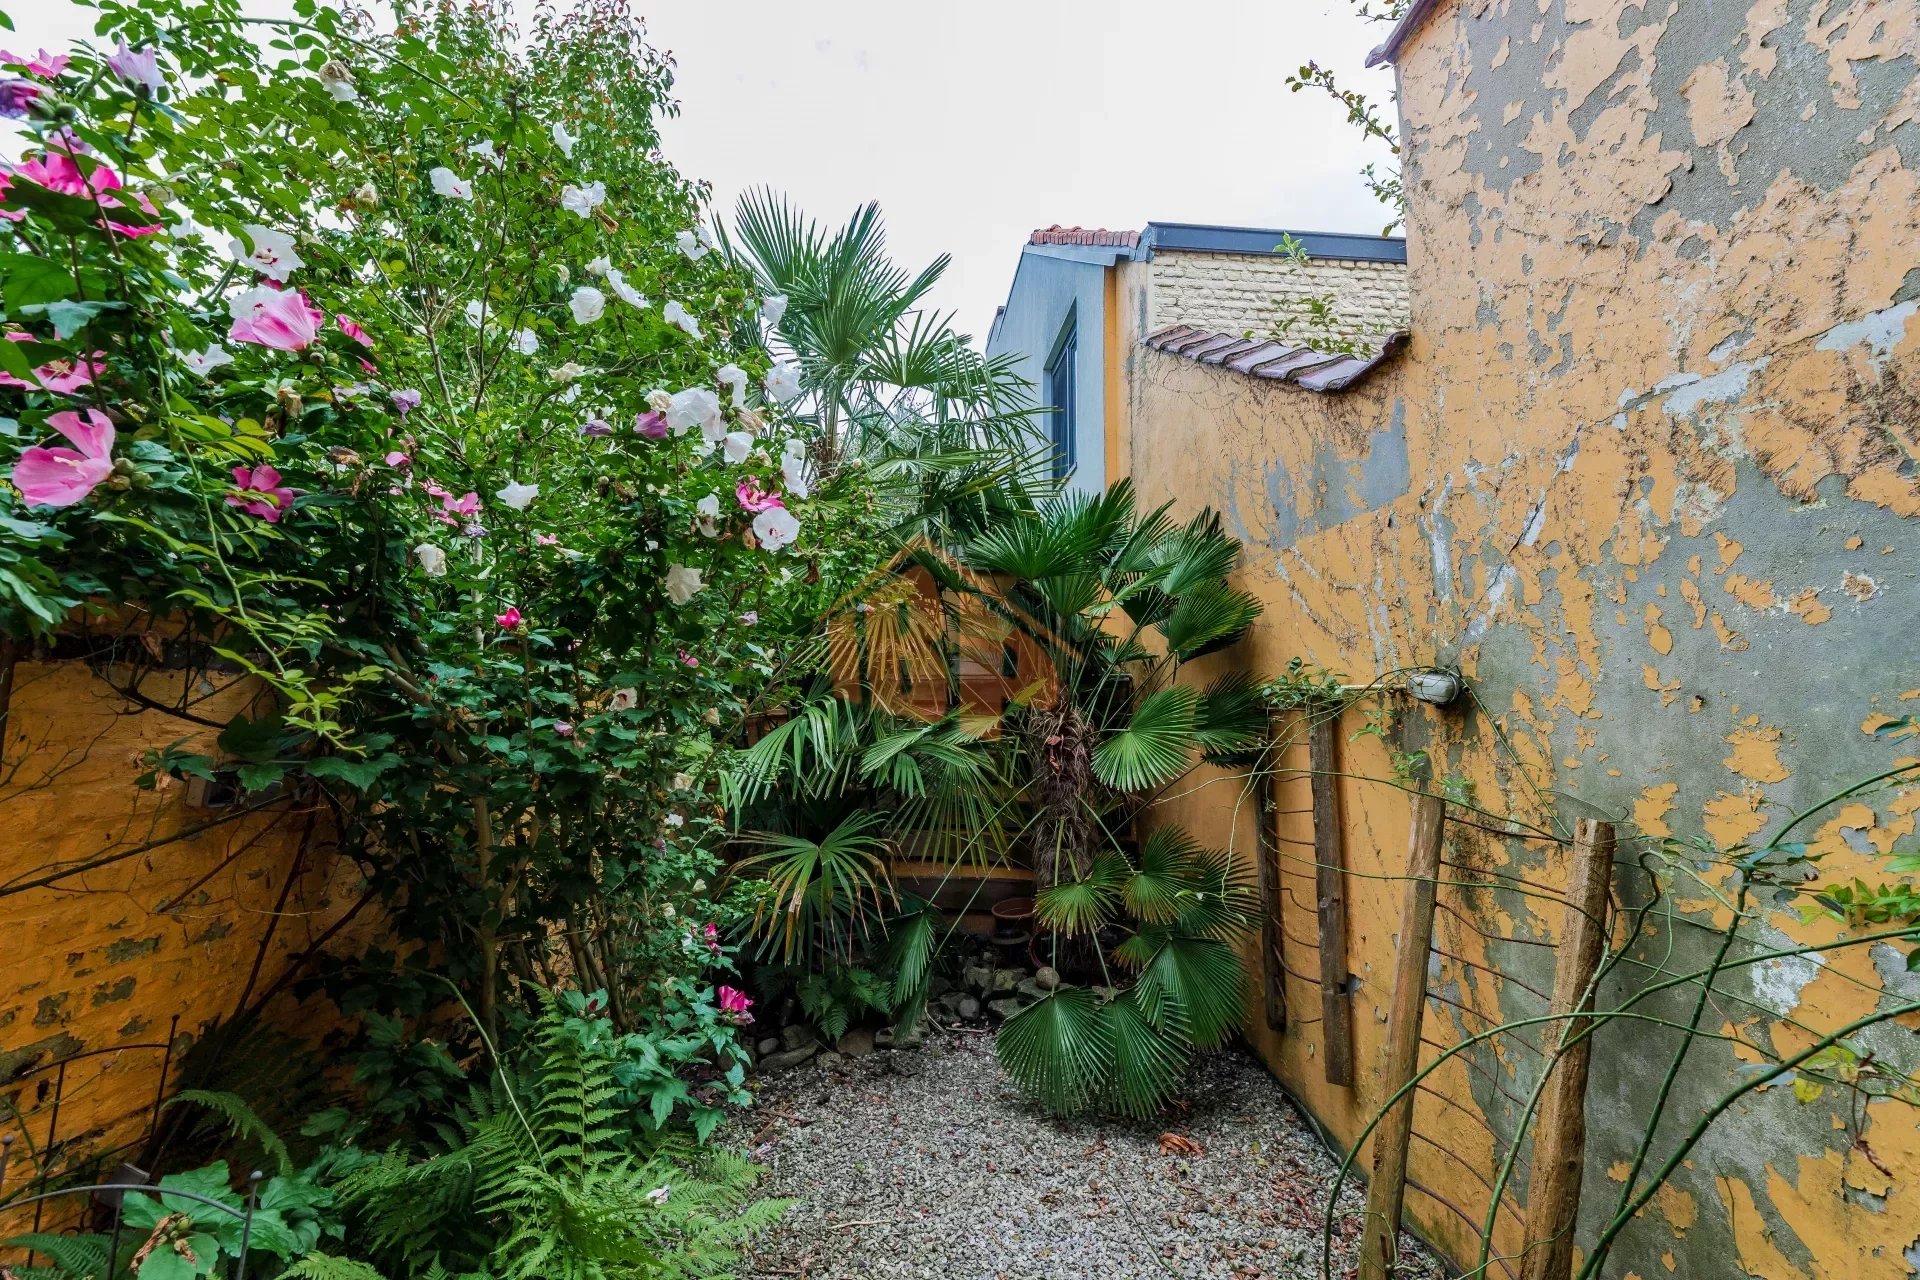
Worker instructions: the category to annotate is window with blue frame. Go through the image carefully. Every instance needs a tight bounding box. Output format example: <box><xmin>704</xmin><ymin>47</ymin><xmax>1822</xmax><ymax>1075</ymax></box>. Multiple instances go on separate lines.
<box><xmin>1046</xmin><ymin>318</ymin><xmax>1077</xmax><ymax>480</ymax></box>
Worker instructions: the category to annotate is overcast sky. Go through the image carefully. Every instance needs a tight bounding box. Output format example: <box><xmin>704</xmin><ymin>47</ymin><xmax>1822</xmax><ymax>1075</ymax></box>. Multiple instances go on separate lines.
<box><xmin>649</xmin><ymin>1</ymin><xmax>1401</xmax><ymax>345</ymax></box>
<box><xmin>12</xmin><ymin>1</ymin><xmax>1400</xmax><ymax>345</ymax></box>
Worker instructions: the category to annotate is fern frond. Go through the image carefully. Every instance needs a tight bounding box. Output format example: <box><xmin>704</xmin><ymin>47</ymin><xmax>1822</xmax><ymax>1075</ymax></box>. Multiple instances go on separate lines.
<box><xmin>2</xmin><ymin>1232</ymin><xmax>110</xmax><ymax>1279</ymax></box>
<box><xmin>164</xmin><ymin>1087</ymin><xmax>294</xmax><ymax>1175</ymax></box>
<box><xmin>281</xmin><ymin>1253</ymin><xmax>393</xmax><ymax>1280</ymax></box>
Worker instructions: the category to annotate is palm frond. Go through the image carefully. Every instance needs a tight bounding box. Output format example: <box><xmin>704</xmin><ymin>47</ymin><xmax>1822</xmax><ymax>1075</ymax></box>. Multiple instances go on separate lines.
<box><xmin>1091</xmin><ymin>686</ymin><xmax>1200</xmax><ymax>791</ymax></box>
<box><xmin>1123</xmin><ymin>826</ymin><xmax>1209</xmax><ymax>924</ymax></box>
<box><xmin>1192</xmin><ymin>671</ymin><xmax>1270</xmax><ymax>764</ymax></box>
<box><xmin>1034</xmin><ymin>852</ymin><xmax>1129</xmax><ymax>935</ymax></box>
<box><xmin>995</xmin><ymin>988</ymin><xmax>1114</xmax><ymax>1116</ymax></box>
<box><xmin>1134</xmin><ymin>935</ymin><xmax>1245</xmax><ymax>1049</ymax></box>
<box><xmin>1157</xmin><ymin>583</ymin><xmax>1263</xmax><ymax>660</ymax></box>
<box><xmin>1098</xmin><ymin>990</ymin><xmax>1191</xmax><ymax>1118</ymax></box>
<box><xmin>1175</xmin><ymin>844</ymin><xmax>1260</xmax><ymax>941</ymax></box>
<box><xmin>730</xmin><ymin>812</ymin><xmax>895</xmax><ymax>963</ymax></box>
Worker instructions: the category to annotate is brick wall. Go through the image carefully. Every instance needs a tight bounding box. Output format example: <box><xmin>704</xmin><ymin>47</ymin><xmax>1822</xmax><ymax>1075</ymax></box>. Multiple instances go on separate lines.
<box><xmin>1148</xmin><ymin>250</ymin><xmax>1410</xmax><ymax>353</ymax></box>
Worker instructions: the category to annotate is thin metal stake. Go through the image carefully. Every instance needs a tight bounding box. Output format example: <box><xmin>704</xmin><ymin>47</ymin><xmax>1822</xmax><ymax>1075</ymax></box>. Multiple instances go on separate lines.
<box><xmin>29</xmin><ymin>1060</ymin><xmax>68</xmax><ymax>1261</ymax></box>
<box><xmin>104</xmin><ymin>1193</ymin><xmax>126</xmax><ymax>1280</ymax></box>
<box><xmin>234</xmin><ymin>1170</ymin><xmax>264</xmax><ymax>1280</ymax></box>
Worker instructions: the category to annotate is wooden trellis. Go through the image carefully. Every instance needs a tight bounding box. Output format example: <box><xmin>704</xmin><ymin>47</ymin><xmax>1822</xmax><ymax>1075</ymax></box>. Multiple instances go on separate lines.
<box><xmin>1255</xmin><ymin>723</ymin><xmax>1618</xmax><ymax>1280</ymax></box>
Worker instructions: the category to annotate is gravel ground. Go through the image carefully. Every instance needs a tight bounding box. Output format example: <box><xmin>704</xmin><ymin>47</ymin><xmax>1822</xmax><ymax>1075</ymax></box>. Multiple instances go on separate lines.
<box><xmin>736</xmin><ymin>1030</ymin><xmax>1442</xmax><ymax>1280</ymax></box>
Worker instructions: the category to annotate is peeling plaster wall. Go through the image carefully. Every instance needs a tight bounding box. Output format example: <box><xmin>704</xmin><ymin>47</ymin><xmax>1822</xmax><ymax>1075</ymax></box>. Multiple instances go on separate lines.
<box><xmin>1126</xmin><ymin>1</ymin><xmax>1920</xmax><ymax>1273</ymax></box>
<box><xmin>0</xmin><ymin>659</ymin><xmax>364</xmax><ymax>1211</ymax></box>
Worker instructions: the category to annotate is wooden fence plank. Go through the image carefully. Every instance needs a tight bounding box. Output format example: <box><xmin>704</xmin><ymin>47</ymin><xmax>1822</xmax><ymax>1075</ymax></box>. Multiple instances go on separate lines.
<box><xmin>1308</xmin><ymin>712</ymin><xmax>1353</xmax><ymax>1087</ymax></box>
<box><xmin>1520</xmin><ymin>819</ymin><xmax>1617</xmax><ymax>1280</ymax></box>
<box><xmin>1359</xmin><ymin>791</ymin><xmax>1447</xmax><ymax>1280</ymax></box>
<box><xmin>1254</xmin><ymin>727</ymin><xmax>1287</xmax><ymax>1031</ymax></box>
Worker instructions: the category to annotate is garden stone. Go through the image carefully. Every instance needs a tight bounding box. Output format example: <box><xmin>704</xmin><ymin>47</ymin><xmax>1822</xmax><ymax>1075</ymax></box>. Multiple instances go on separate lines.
<box><xmin>989</xmin><ymin>968</ymin><xmax>1022</xmax><ymax>994</ymax></box>
<box><xmin>1016</xmin><ymin>978</ymin><xmax>1049</xmax><ymax>1002</ymax></box>
<box><xmin>987</xmin><ymin>996</ymin><xmax>1023</xmax><ymax>1020</ymax></box>
<box><xmin>815</xmin><ymin>1050</ymin><xmax>845</xmax><ymax>1071</ymax></box>
<box><xmin>962</xmin><ymin>964</ymin><xmax>993</xmax><ymax>994</ymax></box>
<box><xmin>933</xmin><ymin>992</ymin><xmax>966</xmax><ymax>1018</ymax></box>
<box><xmin>955</xmin><ymin>994</ymin><xmax>982</xmax><ymax>1020</ymax></box>
<box><xmin>781</xmin><ymin>1024</ymin><xmax>819</xmax><ymax>1052</ymax></box>
<box><xmin>837</xmin><ymin>1028</ymin><xmax>875</xmax><ymax>1057</ymax></box>
<box><xmin>757</xmin><ymin>1036</ymin><xmax>781</xmax><ymax>1057</ymax></box>
<box><xmin>873</xmin><ymin>1027</ymin><xmax>896</xmax><ymax>1050</ymax></box>
<box><xmin>928</xmin><ymin>974</ymin><xmax>953</xmax><ymax>999</ymax></box>
<box><xmin>1035</xmin><ymin>965</ymin><xmax>1060</xmax><ymax>990</ymax></box>
<box><xmin>759</xmin><ymin>1044</ymin><xmax>818</xmax><ymax>1071</ymax></box>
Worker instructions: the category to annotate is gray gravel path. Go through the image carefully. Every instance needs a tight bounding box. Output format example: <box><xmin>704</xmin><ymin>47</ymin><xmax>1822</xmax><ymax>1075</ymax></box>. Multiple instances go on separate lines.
<box><xmin>737</xmin><ymin>1031</ymin><xmax>1442</xmax><ymax>1280</ymax></box>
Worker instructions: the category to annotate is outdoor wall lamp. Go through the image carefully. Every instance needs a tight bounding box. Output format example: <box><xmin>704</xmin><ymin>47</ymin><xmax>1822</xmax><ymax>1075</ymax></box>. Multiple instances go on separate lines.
<box><xmin>1406</xmin><ymin>668</ymin><xmax>1463</xmax><ymax>707</ymax></box>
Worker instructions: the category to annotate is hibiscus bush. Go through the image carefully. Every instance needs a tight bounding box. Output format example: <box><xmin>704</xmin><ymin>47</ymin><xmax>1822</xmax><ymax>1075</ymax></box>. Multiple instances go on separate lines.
<box><xmin>0</xmin><ymin>0</ymin><xmax>888</xmax><ymax>1103</ymax></box>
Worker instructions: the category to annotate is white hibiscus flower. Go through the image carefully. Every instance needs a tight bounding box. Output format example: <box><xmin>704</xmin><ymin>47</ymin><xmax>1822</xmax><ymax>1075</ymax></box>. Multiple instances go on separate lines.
<box><xmin>569</xmin><ymin>287</ymin><xmax>606</xmax><ymax>324</ymax></box>
<box><xmin>229</xmin><ymin>225</ymin><xmax>303</xmax><ymax>281</ymax></box>
<box><xmin>664</xmin><ymin>564</ymin><xmax>705</xmax><ymax>605</ymax></box>
<box><xmin>429</xmin><ymin>167</ymin><xmax>473</xmax><ymax>200</ymax></box>
<box><xmin>752</xmin><ymin>506</ymin><xmax>800</xmax><ymax>552</ymax></box>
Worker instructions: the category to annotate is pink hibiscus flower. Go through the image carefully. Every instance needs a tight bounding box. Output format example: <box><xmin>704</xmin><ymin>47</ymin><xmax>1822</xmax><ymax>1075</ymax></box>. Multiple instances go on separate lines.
<box><xmin>496</xmin><ymin>605</ymin><xmax>522</xmax><ymax>629</ymax></box>
<box><xmin>226</xmin><ymin>464</ymin><xmax>297</xmax><ymax>521</ymax></box>
<box><xmin>10</xmin><ymin>408</ymin><xmax>114</xmax><ymax>507</ymax></box>
<box><xmin>1</xmin><ymin>49</ymin><xmax>70</xmax><ymax>79</ymax></box>
<box><xmin>229</xmin><ymin>285</ymin><xmax>322</xmax><ymax>351</ymax></box>
<box><xmin>0</xmin><ymin>334</ymin><xmax>105</xmax><ymax>392</ymax></box>
<box><xmin>717</xmin><ymin>986</ymin><xmax>753</xmax><ymax>1023</ymax></box>
<box><xmin>335</xmin><ymin>315</ymin><xmax>374</xmax><ymax>348</ymax></box>
<box><xmin>7</xmin><ymin>151</ymin><xmax>159</xmax><ymax>236</ymax></box>
<box><xmin>634</xmin><ymin>410</ymin><xmax>669</xmax><ymax>439</ymax></box>
<box><xmin>735</xmin><ymin>476</ymin><xmax>783</xmax><ymax>513</ymax></box>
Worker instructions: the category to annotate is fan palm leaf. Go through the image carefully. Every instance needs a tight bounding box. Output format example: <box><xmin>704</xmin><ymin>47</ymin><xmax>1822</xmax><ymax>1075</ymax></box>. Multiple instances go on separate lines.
<box><xmin>1134</xmin><ymin>935</ymin><xmax>1245</xmax><ymax>1049</ymax></box>
<box><xmin>1034</xmin><ymin>852</ymin><xmax>1129</xmax><ymax>935</ymax></box>
<box><xmin>1192</xmin><ymin>671</ymin><xmax>1270</xmax><ymax>764</ymax></box>
<box><xmin>1091</xmin><ymin>686</ymin><xmax>1200</xmax><ymax>791</ymax></box>
<box><xmin>1157</xmin><ymin>582</ymin><xmax>1263</xmax><ymax>660</ymax></box>
<box><xmin>729</xmin><ymin>813</ymin><xmax>894</xmax><ymax>963</ymax></box>
<box><xmin>1098</xmin><ymin>990</ymin><xmax>1192</xmax><ymax>1118</ymax></box>
<box><xmin>995</xmin><ymin>987</ymin><xmax>1115</xmax><ymax>1116</ymax></box>
<box><xmin>1123</xmin><ymin>826</ymin><xmax>1209</xmax><ymax>924</ymax></box>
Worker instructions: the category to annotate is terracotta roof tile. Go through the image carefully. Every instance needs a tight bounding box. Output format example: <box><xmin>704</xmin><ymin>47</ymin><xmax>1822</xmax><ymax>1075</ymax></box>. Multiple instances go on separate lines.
<box><xmin>1143</xmin><ymin>325</ymin><xmax>1408</xmax><ymax>392</ymax></box>
<box><xmin>1029</xmin><ymin>225</ymin><xmax>1140</xmax><ymax>248</ymax></box>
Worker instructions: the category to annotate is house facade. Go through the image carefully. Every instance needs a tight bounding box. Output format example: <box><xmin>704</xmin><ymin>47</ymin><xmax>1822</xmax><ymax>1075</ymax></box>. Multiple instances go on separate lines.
<box><xmin>986</xmin><ymin>222</ymin><xmax>1409</xmax><ymax>493</ymax></box>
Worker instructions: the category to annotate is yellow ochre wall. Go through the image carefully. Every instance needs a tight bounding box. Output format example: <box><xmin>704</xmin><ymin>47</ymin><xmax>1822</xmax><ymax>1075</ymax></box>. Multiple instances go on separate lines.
<box><xmin>1122</xmin><ymin>1</ymin><xmax>1920</xmax><ymax>1274</ymax></box>
<box><xmin>0</xmin><ymin>652</ymin><xmax>363</xmax><ymax>1210</ymax></box>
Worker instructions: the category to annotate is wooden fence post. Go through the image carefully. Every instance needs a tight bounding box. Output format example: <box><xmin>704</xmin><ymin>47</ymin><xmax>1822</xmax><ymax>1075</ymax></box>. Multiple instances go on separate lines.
<box><xmin>1520</xmin><ymin>819</ymin><xmax>1617</xmax><ymax>1280</ymax></box>
<box><xmin>1254</xmin><ymin>724</ymin><xmax>1287</xmax><ymax>1031</ymax></box>
<box><xmin>1359</xmin><ymin>791</ymin><xmax>1447</xmax><ymax>1280</ymax></box>
<box><xmin>1308</xmin><ymin>710</ymin><xmax>1354</xmax><ymax>1087</ymax></box>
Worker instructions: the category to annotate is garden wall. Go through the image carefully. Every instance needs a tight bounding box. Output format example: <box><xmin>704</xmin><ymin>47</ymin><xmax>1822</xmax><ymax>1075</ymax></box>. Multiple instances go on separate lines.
<box><xmin>0</xmin><ymin>650</ymin><xmax>365</xmax><ymax>1211</ymax></box>
<box><xmin>1125</xmin><ymin>0</ymin><xmax>1920</xmax><ymax>1272</ymax></box>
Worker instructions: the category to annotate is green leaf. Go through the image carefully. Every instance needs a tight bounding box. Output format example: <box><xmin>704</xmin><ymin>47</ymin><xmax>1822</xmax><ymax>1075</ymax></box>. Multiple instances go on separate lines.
<box><xmin>1124</xmin><ymin>826</ymin><xmax>1208</xmax><ymax>924</ymax></box>
<box><xmin>20</xmin><ymin>299</ymin><xmax>112</xmax><ymax>339</ymax></box>
<box><xmin>1192</xmin><ymin>672</ymin><xmax>1269</xmax><ymax>764</ymax></box>
<box><xmin>305</xmin><ymin>754</ymin><xmax>390</xmax><ymax>789</ymax></box>
<box><xmin>235</xmin><ymin>761</ymin><xmax>286</xmax><ymax>792</ymax></box>
<box><xmin>996</xmin><ymin>987</ymin><xmax>1113</xmax><ymax>1116</ymax></box>
<box><xmin>1091</xmin><ymin>685</ymin><xmax>1199</xmax><ymax>792</ymax></box>
<box><xmin>1098</xmin><ymin>990</ymin><xmax>1190</xmax><ymax>1118</ymax></box>
<box><xmin>1034</xmin><ymin>855</ymin><xmax>1128</xmax><ymax>935</ymax></box>
<box><xmin>0</xmin><ymin>252</ymin><xmax>75</xmax><ymax>309</ymax></box>
<box><xmin>1135</xmin><ymin>935</ymin><xmax>1245</xmax><ymax>1049</ymax></box>
<box><xmin>1158</xmin><ymin>582</ymin><xmax>1262</xmax><ymax>660</ymax></box>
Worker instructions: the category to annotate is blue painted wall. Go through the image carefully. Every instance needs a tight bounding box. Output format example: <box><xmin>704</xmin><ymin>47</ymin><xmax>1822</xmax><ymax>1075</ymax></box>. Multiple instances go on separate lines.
<box><xmin>985</xmin><ymin>244</ymin><xmax>1117</xmax><ymax>495</ymax></box>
